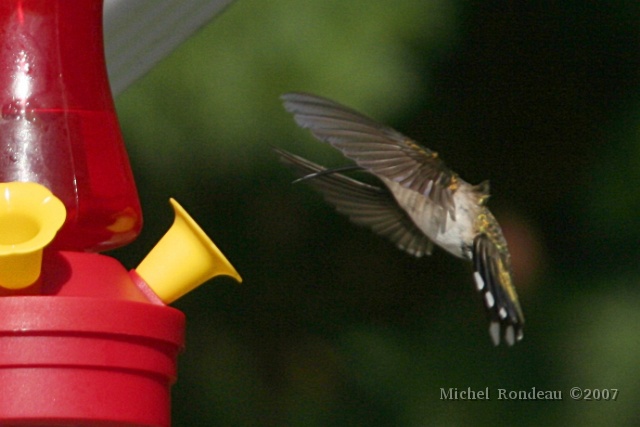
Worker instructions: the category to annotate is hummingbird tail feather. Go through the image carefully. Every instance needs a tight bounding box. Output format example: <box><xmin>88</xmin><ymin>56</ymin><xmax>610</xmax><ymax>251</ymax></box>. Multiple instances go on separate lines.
<box><xmin>473</xmin><ymin>234</ymin><xmax>525</xmax><ymax>346</ymax></box>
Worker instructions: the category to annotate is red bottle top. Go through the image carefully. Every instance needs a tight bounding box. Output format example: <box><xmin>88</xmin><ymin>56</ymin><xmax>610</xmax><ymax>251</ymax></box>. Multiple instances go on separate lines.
<box><xmin>0</xmin><ymin>0</ymin><xmax>142</xmax><ymax>251</ymax></box>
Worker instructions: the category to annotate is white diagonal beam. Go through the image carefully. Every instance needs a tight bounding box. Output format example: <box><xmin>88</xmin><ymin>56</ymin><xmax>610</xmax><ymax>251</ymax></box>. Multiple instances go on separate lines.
<box><xmin>104</xmin><ymin>0</ymin><xmax>235</xmax><ymax>96</ymax></box>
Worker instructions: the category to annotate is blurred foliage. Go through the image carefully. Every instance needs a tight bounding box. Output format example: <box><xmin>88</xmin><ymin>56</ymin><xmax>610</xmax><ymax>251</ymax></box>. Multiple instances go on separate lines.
<box><xmin>112</xmin><ymin>0</ymin><xmax>640</xmax><ymax>425</ymax></box>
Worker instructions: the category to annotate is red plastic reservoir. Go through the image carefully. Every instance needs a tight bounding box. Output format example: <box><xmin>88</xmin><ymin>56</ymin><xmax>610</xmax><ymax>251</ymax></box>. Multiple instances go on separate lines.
<box><xmin>0</xmin><ymin>0</ymin><xmax>142</xmax><ymax>251</ymax></box>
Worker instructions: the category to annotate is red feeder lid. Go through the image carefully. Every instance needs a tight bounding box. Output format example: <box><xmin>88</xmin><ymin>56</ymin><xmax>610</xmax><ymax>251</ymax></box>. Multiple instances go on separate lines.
<box><xmin>0</xmin><ymin>251</ymin><xmax>185</xmax><ymax>426</ymax></box>
<box><xmin>0</xmin><ymin>297</ymin><xmax>185</xmax><ymax>426</ymax></box>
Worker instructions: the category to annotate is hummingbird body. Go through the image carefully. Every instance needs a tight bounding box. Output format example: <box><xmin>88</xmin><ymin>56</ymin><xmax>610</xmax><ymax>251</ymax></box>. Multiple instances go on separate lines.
<box><xmin>276</xmin><ymin>92</ymin><xmax>524</xmax><ymax>346</ymax></box>
<box><xmin>381</xmin><ymin>177</ymin><xmax>478</xmax><ymax>259</ymax></box>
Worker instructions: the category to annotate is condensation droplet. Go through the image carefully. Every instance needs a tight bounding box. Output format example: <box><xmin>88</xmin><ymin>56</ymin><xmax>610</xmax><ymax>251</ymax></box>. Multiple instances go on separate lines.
<box><xmin>1</xmin><ymin>101</ymin><xmax>24</xmax><ymax>120</ymax></box>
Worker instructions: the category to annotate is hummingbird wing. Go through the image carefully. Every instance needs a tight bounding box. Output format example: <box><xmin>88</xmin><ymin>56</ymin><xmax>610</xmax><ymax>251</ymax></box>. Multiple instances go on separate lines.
<box><xmin>472</xmin><ymin>233</ymin><xmax>525</xmax><ymax>346</ymax></box>
<box><xmin>281</xmin><ymin>92</ymin><xmax>459</xmax><ymax>232</ymax></box>
<box><xmin>275</xmin><ymin>147</ymin><xmax>435</xmax><ymax>257</ymax></box>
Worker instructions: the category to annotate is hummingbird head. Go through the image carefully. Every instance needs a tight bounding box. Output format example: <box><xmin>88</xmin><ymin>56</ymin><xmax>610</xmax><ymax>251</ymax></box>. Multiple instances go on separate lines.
<box><xmin>473</xmin><ymin>180</ymin><xmax>491</xmax><ymax>206</ymax></box>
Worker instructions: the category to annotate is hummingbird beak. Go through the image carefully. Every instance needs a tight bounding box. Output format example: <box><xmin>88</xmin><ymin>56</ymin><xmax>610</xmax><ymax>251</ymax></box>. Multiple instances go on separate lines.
<box><xmin>292</xmin><ymin>165</ymin><xmax>363</xmax><ymax>184</ymax></box>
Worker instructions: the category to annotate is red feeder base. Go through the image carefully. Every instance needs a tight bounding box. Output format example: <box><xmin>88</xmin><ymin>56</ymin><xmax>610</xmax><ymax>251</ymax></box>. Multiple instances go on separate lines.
<box><xmin>0</xmin><ymin>296</ymin><xmax>185</xmax><ymax>426</ymax></box>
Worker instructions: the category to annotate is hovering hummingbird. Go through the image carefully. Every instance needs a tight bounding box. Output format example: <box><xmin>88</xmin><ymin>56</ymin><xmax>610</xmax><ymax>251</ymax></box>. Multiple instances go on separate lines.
<box><xmin>275</xmin><ymin>92</ymin><xmax>525</xmax><ymax>346</ymax></box>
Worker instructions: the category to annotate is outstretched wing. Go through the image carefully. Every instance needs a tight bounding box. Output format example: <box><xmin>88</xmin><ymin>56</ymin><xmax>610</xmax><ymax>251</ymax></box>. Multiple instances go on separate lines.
<box><xmin>281</xmin><ymin>93</ymin><xmax>459</xmax><ymax>227</ymax></box>
<box><xmin>472</xmin><ymin>233</ymin><xmax>525</xmax><ymax>346</ymax></box>
<box><xmin>275</xmin><ymin>147</ymin><xmax>435</xmax><ymax>257</ymax></box>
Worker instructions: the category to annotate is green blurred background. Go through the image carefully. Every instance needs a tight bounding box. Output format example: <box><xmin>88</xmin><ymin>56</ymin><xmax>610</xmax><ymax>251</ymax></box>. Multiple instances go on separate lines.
<box><xmin>111</xmin><ymin>1</ymin><xmax>640</xmax><ymax>425</ymax></box>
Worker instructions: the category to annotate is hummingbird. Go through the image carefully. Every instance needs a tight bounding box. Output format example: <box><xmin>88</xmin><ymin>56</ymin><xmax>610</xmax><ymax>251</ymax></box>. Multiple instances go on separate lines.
<box><xmin>275</xmin><ymin>92</ymin><xmax>524</xmax><ymax>346</ymax></box>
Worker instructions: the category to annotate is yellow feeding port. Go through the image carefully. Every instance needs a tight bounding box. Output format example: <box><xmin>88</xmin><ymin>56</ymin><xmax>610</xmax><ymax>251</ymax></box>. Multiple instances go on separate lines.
<box><xmin>135</xmin><ymin>198</ymin><xmax>242</xmax><ymax>304</ymax></box>
<box><xmin>0</xmin><ymin>182</ymin><xmax>66</xmax><ymax>289</ymax></box>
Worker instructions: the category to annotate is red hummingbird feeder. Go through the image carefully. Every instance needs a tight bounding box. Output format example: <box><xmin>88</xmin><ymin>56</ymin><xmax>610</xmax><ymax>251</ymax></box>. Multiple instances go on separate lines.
<box><xmin>0</xmin><ymin>1</ymin><xmax>241</xmax><ymax>425</ymax></box>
